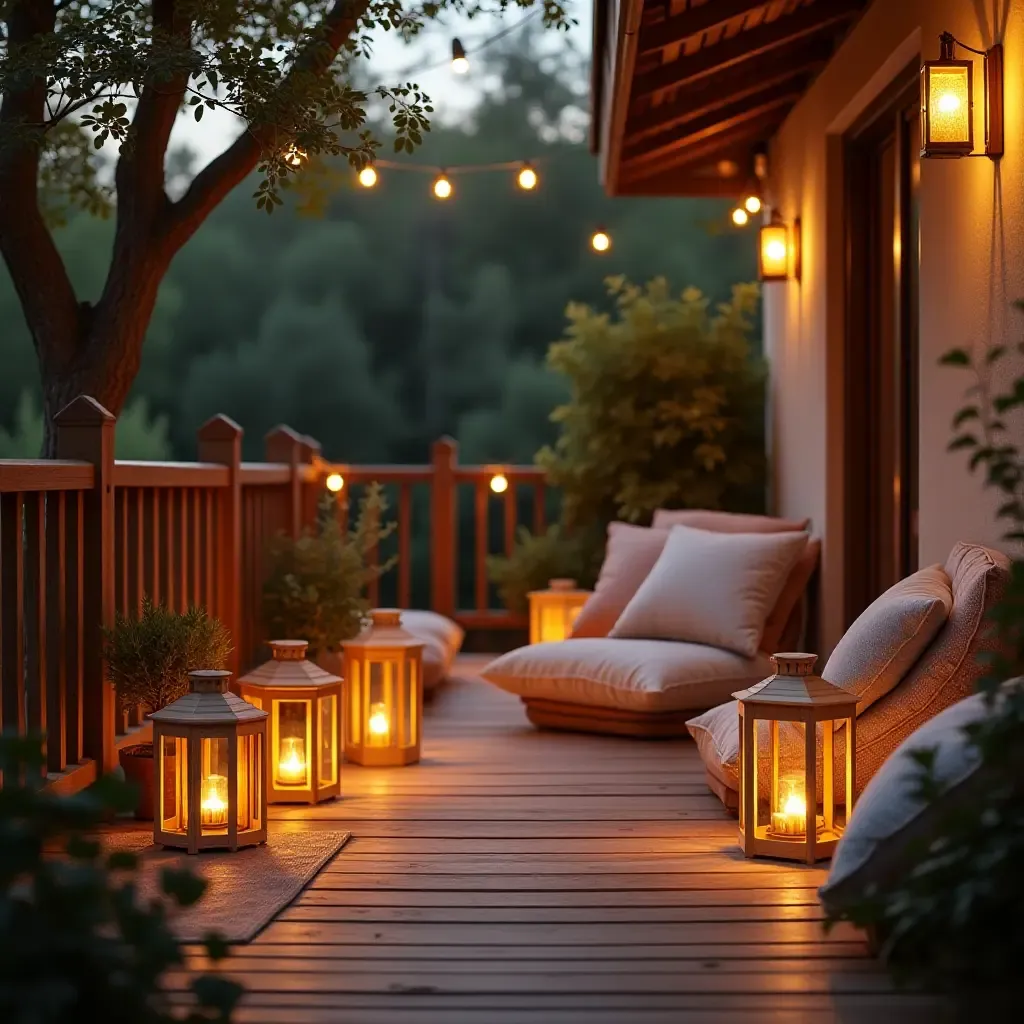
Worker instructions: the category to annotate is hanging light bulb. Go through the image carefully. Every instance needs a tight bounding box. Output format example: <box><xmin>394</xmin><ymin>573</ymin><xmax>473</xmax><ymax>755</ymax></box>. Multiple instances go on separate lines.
<box><xmin>517</xmin><ymin>162</ymin><xmax>538</xmax><ymax>190</ymax></box>
<box><xmin>590</xmin><ymin>228</ymin><xmax>611</xmax><ymax>253</ymax></box>
<box><xmin>743</xmin><ymin>194</ymin><xmax>762</xmax><ymax>214</ymax></box>
<box><xmin>358</xmin><ymin>166</ymin><xmax>378</xmax><ymax>188</ymax></box>
<box><xmin>283</xmin><ymin>144</ymin><xmax>307</xmax><ymax>168</ymax></box>
<box><xmin>731</xmin><ymin>207</ymin><xmax>750</xmax><ymax>226</ymax></box>
<box><xmin>433</xmin><ymin>172</ymin><xmax>453</xmax><ymax>200</ymax></box>
<box><xmin>451</xmin><ymin>38</ymin><xmax>469</xmax><ymax>74</ymax></box>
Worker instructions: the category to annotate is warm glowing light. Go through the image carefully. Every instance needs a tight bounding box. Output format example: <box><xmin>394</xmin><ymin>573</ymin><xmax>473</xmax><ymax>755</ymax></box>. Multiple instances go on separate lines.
<box><xmin>326</xmin><ymin>472</ymin><xmax>344</xmax><ymax>493</ymax></box>
<box><xmin>743</xmin><ymin>195</ymin><xmax>762</xmax><ymax>214</ymax></box>
<box><xmin>489</xmin><ymin>472</ymin><xmax>509</xmax><ymax>494</ymax></box>
<box><xmin>731</xmin><ymin>207</ymin><xmax>749</xmax><ymax>226</ymax></box>
<box><xmin>922</xmin><ymin>45</ymin><xmax>973</xmax><ymax>156</ymax></box>
<box><xmin>783</xmin><ymin>792</ymin><xmax>805</xmax><ymax>817</ymax></box>
<box><xmin>517</xmin><ymin>164</ymin><xmax>538</xmax><ymax>190</ymax></box>
<box><xmin>433</xmin><ymin>173</ymin><xmax>453</xmax><ymax>200</ymax></box>
<box><xmin>368</xmin><ymin>703</ymin><xmax>390</xmax><ymax>743</ymax></box>
<box><xmin>759</xmin><ymin>220</ymin><xmax>790</xmax><ymax>281</ymax></box>
<box><xmin>200</xmin><ymin>774</ymin><xmax>229</xmax><ymax>827</ymax></box>
<box><xmin>765</xmin><ymin>239</ymin><xmax>787</xmax><ymax>261</ymax></box>
<box><xmin>358</xmin><ymin>166</ymin><xmax>378</xmax><ymax>188</ymax></box>
<box><xmin>283</xmin><ymin>144</ymin><xmax>307</xmax><ymax>168</ymax></box>
<box><xmin>451</xmin><ymin>38</ymin><xmax>469</xmax><ymax>74</ymax></box>
<box><xmin>277</xmin><ymin>737</ymin><xmax>307</xmax><ymax>784</ymax></box>
<box><xmin>590</xmin><ymin>229</ymin><xmax>611</xmax><ymax>253</ymax></box>
<box><xmin>937</xmin><ymin>91</ymin><xmax>961</xmax><ymax>113</ymax></box>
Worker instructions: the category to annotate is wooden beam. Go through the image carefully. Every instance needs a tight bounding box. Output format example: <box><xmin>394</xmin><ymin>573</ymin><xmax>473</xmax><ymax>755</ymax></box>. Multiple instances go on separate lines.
<box><xmin>638</xmin><ymin>0</ymin><xmax>771</xmax><ymax>58</ymax></box>
<box><xmin>621</xmin><ymin>90</ymin><xmax>800</xmax><ymax>169</ymax></box>
<box><xmin>632</xmin><ymin>0</ymin><xmax>864</xmax><ymax>101</ymax></box>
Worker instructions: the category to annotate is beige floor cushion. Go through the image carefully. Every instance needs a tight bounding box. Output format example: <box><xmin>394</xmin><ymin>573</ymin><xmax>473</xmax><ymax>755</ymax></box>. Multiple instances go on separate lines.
<box><xmin>401</xmin><ymin>610</ymin><xmax>465</xmax><ymax>692</ymax></box>
<box><xmin>688</xmin><ymin>542</ymin><xmax>1009</xmax><ymax>804</ymax></box>
<box><xmin>482</xmin><ymin>638</ymin><xmax>773</xmax><ymax>714</ymax></box>
<box><xmin>819</xmin><ymin>687</ymin><xmax>1003</xmax><ymax>914</ymax></box>
<box><xmin>610</xmin><ymin>525</ymin><xmax>808</xmax><ymax>657</ymax></box>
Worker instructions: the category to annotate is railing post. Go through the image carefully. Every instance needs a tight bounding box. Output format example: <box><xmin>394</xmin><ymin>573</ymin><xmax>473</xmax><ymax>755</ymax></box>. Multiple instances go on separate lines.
<box><xmin>299</xmin><ymin>434</ymin><xmax>322</xmax><ymax>532</ymax></box>
<box><xmin>430</xmin><ymin>437</ymin><xmax>458</xmax><ymax>618</ymax></box>
<box><xmin>265</xmin><ymin>425</ymin><xmax>306</xmax><ymax>539</ymax></box>
<box><xmin>55</xmin><ymin>396</ymin><xmax>117</xmax><ymax>775</ymax></box>
<box><xmin>198</xmin><ymin>415</ymin><xmax>243</xmax><ymax>677</ymax></box>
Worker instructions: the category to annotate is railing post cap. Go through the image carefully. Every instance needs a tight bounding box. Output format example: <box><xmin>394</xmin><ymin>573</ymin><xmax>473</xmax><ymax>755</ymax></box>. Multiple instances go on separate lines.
<box><xmin>54</xmin><ymin>395</ymin><xmax>115</xmax><ymax>427</ymax></box>
<box><xmin>197</xmin><ymin>413</ymin><xmax>243</xmax><ymax>442</ymax></box>
<box><xmin>265</xmin><ymin>424</ymin><xmax>305</xmax><ymax>445</ymax></box>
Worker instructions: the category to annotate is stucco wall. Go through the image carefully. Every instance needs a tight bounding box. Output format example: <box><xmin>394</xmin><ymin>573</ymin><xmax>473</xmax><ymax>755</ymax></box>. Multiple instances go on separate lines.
<box><xmin>764</xmin><ymin>0</ymin><xmax>1024</xmax><ymax>655</ymax></box>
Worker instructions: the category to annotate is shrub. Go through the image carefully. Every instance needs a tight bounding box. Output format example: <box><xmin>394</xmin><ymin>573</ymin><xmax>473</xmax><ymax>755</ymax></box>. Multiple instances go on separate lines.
<box><xmin>0</xmin><ymin>733</ymin><xmax>242</xmax><ymax>1022</ymax></box>
<box><xmin>262</xmin><ymin>484</ymin><xmax>396</xmax><ymax>655</ymax></box>
<box><xmin>828</xmin><ymin>322</ymin><xmax>1024</xmax><ymax>1000</ymax></box>
<box><xmin>103</xmin><ymin>598</ymin><xmax>232</xmax><ymax>713</ymax></box>
<box><xmin>537</xmin><ymin>275</ymin><xmax>767</xmax><ymax>527</ymax></box>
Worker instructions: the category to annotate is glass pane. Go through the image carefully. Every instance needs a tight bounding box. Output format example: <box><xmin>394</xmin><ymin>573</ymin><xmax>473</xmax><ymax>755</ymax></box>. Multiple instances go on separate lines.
<box><xmin>200</xmin><ymin>736</ymin><xmax>230</xmax><ymax>835</ymax></box>
<box><xmin>367</xmin><ymin>660</ymin><xmax>395</xmax><ymax>747</ymax></box>
<box><xmin>539</xmin><ymin>605</ymin><xmax>569</xmax><ymax>643</ymax></box>
<box><xmin>319</xmin><ymin>695</ymin><xmax>337</xmax><ymax>785</ymax></box>
<box><xmin>275</xmin><ymin>700</ymin><xmax>310</xmax><ymax>787</ymax></box>
<box><xmin>160</xmin><ymin>735</ymin><xmax>187</xmax><ymax>833</ymax></box>
<box><xmin>236</xmin><ymin>733</ymin><xmax>259</xmax><ymax>832</ymax></box>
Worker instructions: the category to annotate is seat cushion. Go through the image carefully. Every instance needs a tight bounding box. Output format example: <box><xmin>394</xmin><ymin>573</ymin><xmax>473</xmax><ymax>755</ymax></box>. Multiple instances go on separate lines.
<box><xmin>401</xmin><ymin>610</ymin><xmax>465</xmax><ymax>692</ymax></box>
<box><xmin>481</xmin><ymin>638</ymin><xmax>773</xmax><ymax>714</ymax></box>
<box><xmin>822</xmin><ymin>563</ymin><xmax>953</xmax><ymax>716</ymax></box>
<box><xmin>609</xmin><ymin>525</ymin><xmax>808</xmax><ymax>658</ymax></box>
<box><xmin>687</xmin><ymin>542</ymin><xmax>1010</xmax><ymax>805</ymax></box>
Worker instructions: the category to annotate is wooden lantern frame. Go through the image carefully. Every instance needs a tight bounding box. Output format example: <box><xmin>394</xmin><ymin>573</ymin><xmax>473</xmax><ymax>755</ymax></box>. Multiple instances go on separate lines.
<box><xmin>527</xmin><ymin>578</ymin><xmax>591</xmax><ymax>644</ymax></box>
<box><xmin>342</xmin><ymin>609</ymin><xmax>425</xmax><ymax>767</ymax></box>
<box><xmin>151</xmin><ymin>670</ymin><xmax>268</xmax><ymax>855</ymax></box>
<box><xmin>238</xmin><ymin>640</ymin><xmax>343</xmax><ymax>804</ymax></box>
<box><xmin>735</xmin><ymin>654</ymin><xmax>857</xmax><ymax>865</ymax></box>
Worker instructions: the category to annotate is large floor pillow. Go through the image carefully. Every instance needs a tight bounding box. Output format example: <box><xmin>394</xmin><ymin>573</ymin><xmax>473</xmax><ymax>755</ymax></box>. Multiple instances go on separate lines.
<box><xmin>687</xmin><ymin>543</ymin><xmax>1008</xmax><ymax>807</ymax></box>
<box><xmin>400</xmin><ymin>610</ymin><xmax>465</xmax><ymax>693</ymax></box>
<box><xmin>481</xmin><ymin>638</ymin><xmax>773</xmax><ymax>738</ymax></box>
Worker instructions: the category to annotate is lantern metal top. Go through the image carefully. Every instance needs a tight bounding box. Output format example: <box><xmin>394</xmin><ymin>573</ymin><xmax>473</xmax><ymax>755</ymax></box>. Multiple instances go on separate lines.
<box><xmin>528</xmin><ymin>578</ymin><xmax>589</xmax><ymax>598</ymax></box>
<box><xmin>151</xmin><ymin>669</ymin><xmax>268</xmax><ymax>725</ymax></box>
<box><xmin>341</xmin><ymin>609</ymin><xmax>425</xmax><ymax>652</ymax></box>
<box><xmin>237</xmin><ymin>640</ymin><xmax>342</xmax><ymax>689</ymax></box>
<box><xmin>733</xmin><ymin>653</ymin><xmax>857</xmax><ymax>709</ymax></box>
<box><xmin>549</xmin><ymin>578</ymin><xmax>577</xmax><ymax>591</ymax></box>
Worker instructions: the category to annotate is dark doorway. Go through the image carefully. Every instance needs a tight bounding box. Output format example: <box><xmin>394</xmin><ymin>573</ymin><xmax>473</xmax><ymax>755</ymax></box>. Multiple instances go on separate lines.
<box><xmin>843</xmin><ymin>70</ymin><xmax>920</xmax><ymax>626</ymax></box>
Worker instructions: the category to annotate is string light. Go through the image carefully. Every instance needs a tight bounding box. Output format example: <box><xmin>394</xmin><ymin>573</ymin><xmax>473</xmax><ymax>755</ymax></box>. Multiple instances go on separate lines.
<box><xmin>743</xmin><ymin>195</ymin><xmax>762</xmax><ymax>214</ymax></box>
<box><xmin>590</xmin><ymin>228</ymin><xmax>611</xmax><ymax>253</ymax></box>
<box><xmin>451</xmin><ymin>38</ymin><xmax>469</xmax><ymax>74</ymax></box>
<box><xmin>283</xmin><ymin>144</ymin><xmax>307</xmax><ymax>168</ymax></box>
<box><xmin>489</xmin><ymin>473</ymin><xmax>509</xmax><ymax>494</ymax></box>
<box><xmin>326</xmin><ymin>473</ymin><xmax>344</xmax><ymax>492</ymax></box>
<box><xmin>517</xmin><ymin>162</ymin><xmax>538</xmax><ymax>190</ymax></box>
<box><xmin>358</xmin><ymin>166</ymin><xmax>378</xmax><ymax>188</ymax></box>
<box><xmin>433</xmin><ymin>171</ymin><xmax>453</xmax><ymax>199</ymax></box>
<box><xmin>731</xmin><ymin>207</ymin><xmax>750</xmax><ymax>226</ymax></box>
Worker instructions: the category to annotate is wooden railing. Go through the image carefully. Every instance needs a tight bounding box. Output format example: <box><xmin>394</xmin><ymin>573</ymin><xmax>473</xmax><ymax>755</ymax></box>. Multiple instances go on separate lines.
<box><xmin>0</xmin><ymin>397</ymin><xmax>553</xmax><ymax>792</ymax></box>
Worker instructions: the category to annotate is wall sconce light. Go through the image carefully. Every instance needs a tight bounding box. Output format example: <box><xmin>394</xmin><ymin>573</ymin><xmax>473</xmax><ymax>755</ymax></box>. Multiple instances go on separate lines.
<box><xmin>921</xmin><ymin>32</ymin><xmax>1003</xmax><ymax>159</ymax></box>
<box><xmin>759</xmin><ymin>212</ymin><xmax>799</xmax><ymax>283</ymax></box>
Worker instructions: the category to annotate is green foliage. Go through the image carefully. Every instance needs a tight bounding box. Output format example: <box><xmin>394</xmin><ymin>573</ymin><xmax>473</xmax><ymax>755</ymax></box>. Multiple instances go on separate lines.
<box><xmin>103</xmin><ymin>599</ymin><xmax>232</xmax><ymax>712</ymax></box>
<box><xmin>0</xmin><ymin>733</ymin><xmax>242</xmax><ymax>1023</ymax></box>
<box><xmin>0</xmin><ymin>390</ymin><xmax>172</xmax><ymax>460</ymax></box>
<box><xmin>263</xmin><ymin>484</ymin><xmax>396</xmax><ymax>654</ymax></box>
<box><xmin>538</xmin><ymin>276</ymin><xmax>767</xmax><ymax>528</ymax></box>
<box><xmin>487</xmin><ymin>523</ymin><xmax>603</xmax><ymax>615</ymax></box>
<box><xmin>829</xmin><ymin>314</ymin><xmax>1024</xmax><ymax>998</ymax></box>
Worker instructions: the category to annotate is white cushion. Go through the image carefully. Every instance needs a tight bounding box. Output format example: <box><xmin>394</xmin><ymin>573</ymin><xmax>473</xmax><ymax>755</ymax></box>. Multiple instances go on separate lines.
<box><xmin>609</xmin><ymin>524</ymin><xmax>808</xmax><ymax>657</ymax></box>
<box><xmin>819</xmin><ymin>688</ymin><xmax>1003</xmax><ymax>912</ymax></box>
<box><xmin>400</xmin><ymin>610</ymin><xmax>465</xmax><ymax>692</ymax></box>
<box><xmin>481</xmin><ymin>638</ymin><xmax>773</xmax><ymax>714</ymax></box>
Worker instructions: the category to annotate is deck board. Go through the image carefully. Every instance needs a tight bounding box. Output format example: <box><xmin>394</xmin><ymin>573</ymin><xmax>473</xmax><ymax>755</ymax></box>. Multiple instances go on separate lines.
<box><xmin>188</xmin><ymin>656</ymin><xmax>939</xmax><ymax>1022</ymax></box>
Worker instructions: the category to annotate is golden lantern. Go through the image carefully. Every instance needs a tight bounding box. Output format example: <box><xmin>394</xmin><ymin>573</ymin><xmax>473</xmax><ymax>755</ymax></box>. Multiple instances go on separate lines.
<box><xmin>758</xmin><ymin>213</ymin><xmax>789</xmax><ymax>282</ymax></box>
<box><xmin>238</xmin><ymin>640</ymin><xmax>343</xmax><ymax>805</ymax></box>
<box><xmin>528</xmin><ymin>578</ymin><xmax>591</xmax><ymax>644</ymax></box>
<box><xmin>151</xmin><ymin>670</ymin><xmax>268</xmax><ymax>854</ymax></box>
<box><xmin>341</xmin><ymin>610</ymin><xmax>425</xmax><ymax>766</ymax></box>
<box><xmin>734</xmin><ymin>653</ymin><xmax>857</xmax><ymax>864</ymax></box>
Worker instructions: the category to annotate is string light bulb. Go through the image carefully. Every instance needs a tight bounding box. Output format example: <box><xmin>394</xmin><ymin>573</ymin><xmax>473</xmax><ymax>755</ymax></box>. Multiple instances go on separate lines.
<box><xmin>489</xmin><ymin>473</ymin><xmax>509</xmax><ymax>494</ymax></box>
<box><xmin>731</xmin><ymin>207</ymin><xmax>749</xmax><ymax>226</ymax></box>
<box><xmin>451</xmin><ymin>38</ymin><xmax>469</xmax><ymax>74</ymax></box>
<box><xmin>432</xmin><ymin>172</ymin><xmax>453</xmax><ymax>199</ymax></box>
<box><xmin>743</xmin><ymin>195</ymin><xmax>762</xmax><ymax>214</ymax></box>
<box><xmin>283</xmin><ymin>144</ymin><xmax>307</xmax><ymax>168</ymax></box>
<box><xmin>590</xmin><ymin>228</ymin><xmax>611</xmax><ymax>253</ymax></box>
<box><xmin>358</xmin><ymin>166</ymin><xmax>378</xmax><ymax>188</ymax></box>
<box><xmin>517</xmin><ymin>162</ymin><xmax>538</xmax><ymax>190</ymax></box>
<box><xmin>326</xmin><ymin>473</ymin><xmax>344</xmax><ymax>493</ymax></box>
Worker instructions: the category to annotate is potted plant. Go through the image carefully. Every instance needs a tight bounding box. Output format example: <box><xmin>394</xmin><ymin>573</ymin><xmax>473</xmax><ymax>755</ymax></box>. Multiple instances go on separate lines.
<box><xmin>103</xmin><ymin>598</ymin><xmax>232</xmax><ymax>819</ymax></box>
<box><xmin>262</xmin><ymin>482</ymin><xmax>396</xmax><ymax>675</ymax></box>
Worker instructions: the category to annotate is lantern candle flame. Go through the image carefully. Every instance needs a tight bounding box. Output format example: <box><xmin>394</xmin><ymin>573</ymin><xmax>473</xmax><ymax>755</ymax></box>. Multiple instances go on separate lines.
<box><xmin>368</xmin><ymin>703</ymin><xmax>391</xmax><ymax>745</ymax></box>
<box><xmin>277</xmin><ymin>736</ymin><xmax>307</xmax><ymax>784</ymax></box>
<box><xmin>200</xmin><ymin>774</ymin><xmax>229</xmax><ymax>827</ymax></box>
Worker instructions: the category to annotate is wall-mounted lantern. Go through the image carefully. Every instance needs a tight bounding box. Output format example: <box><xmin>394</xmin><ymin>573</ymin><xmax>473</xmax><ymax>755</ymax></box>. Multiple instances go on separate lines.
<box><xmin>921</xmin><ymin>32</ymin><xmax>1003</xmax><ymax>159</ymax></box>
<box><xmin>759</xmin><ymin>212</ymin><xmax>800</xmax><ymax>283</ymax></box>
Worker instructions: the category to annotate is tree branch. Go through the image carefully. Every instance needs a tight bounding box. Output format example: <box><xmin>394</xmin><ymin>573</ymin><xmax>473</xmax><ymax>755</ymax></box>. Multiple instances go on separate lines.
<box><xmin>164</xmin><ymin>0</ymin><xmax>371</xmax><ymax>252</ymax></box>
<box><xmin>0</xmin><ymin>0</ymin><xmax>80</xmax><ymax>371</ymax></box>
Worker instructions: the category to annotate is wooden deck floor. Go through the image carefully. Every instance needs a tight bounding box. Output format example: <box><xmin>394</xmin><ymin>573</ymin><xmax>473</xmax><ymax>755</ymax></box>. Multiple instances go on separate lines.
<box><xmin>191</xmin><ymin>656</ymin><xmax>941</xmax><ymax>1023</ymax></box>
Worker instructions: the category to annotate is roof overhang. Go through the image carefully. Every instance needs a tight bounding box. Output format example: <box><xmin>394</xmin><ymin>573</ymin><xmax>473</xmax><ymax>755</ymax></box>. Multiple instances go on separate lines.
<box><xmin>592</xmin><ymin>0</ymin><xmax>873</xmax><ymax>197</ymax></box>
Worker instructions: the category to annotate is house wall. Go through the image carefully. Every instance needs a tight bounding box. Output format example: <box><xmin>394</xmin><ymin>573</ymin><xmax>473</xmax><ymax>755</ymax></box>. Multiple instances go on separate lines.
<box><xmin>765</xmin><ymin>0</ymin><xmax>1024</xmax><ymax>655</ymax></box>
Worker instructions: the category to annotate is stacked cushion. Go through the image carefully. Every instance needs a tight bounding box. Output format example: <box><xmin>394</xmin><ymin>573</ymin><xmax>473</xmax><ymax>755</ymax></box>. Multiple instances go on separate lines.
<box><xmin>401</xmin><ymin>610</ymin><xmax>465</xmax><ymax>692</ymax></box>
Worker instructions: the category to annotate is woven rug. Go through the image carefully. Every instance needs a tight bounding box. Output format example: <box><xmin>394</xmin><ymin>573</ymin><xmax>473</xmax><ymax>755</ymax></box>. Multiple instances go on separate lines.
<box><xmin>100</xmin><ymin>829</ymin><xmax>350</xmax><ymax>942</ymax></box>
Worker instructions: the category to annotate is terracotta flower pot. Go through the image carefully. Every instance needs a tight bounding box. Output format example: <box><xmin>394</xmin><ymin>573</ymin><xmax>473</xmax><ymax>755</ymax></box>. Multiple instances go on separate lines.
<box><xmin>119</xmin><ymin>743</ymin><xmax>156</xmax><ymax>820</ymax></box>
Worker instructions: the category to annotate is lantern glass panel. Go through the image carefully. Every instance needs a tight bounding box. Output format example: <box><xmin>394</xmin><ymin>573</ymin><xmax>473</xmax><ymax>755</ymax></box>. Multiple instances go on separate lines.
<box><xmin>759</xmin><ymin>224</ymin><xmax>789</xmax><ymax>280</ymax></box>
<box><xmin>159</xmin><ymin>735</ymin><xmax>188</xmax><ymax>833</ymax></box>
<box><xmin>318</xmin><ymin>694</ymin><xmax>338</xmax><ymax>785</ymax></box>
<box><xmin>275</xmin><ymin>699</ymin><xmax>311</xmax><ymax>787</ymax></box>
<box><xmin>199</xmin><ymin>737</ymin><xmax>230</xmax><ymax>835</ymax></box>
<box><xmin>927</xmin><ymin>64</ymin><xmax>971</xmax><ymax>146</ymax></box>
<box><xmin>236</xmin><ymin>732</ymin><xmax>262</xmax><ymax>832</ymax></box>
